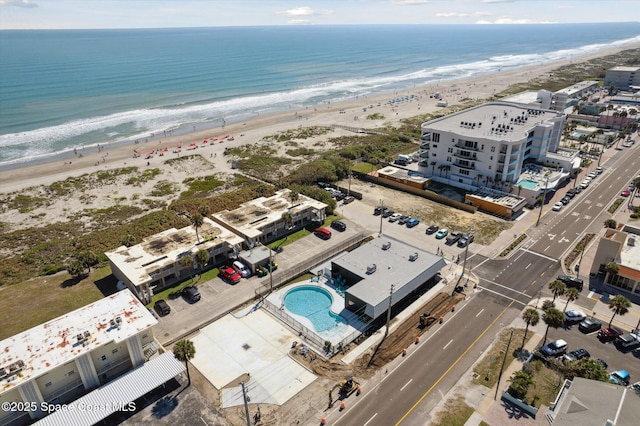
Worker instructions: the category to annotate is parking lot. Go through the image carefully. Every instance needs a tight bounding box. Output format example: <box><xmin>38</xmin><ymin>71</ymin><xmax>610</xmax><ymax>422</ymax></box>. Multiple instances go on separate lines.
<box><xmin>545</xmin><ymin>318</ymin><xmax>640</xmax><ymax>384</ymax></box>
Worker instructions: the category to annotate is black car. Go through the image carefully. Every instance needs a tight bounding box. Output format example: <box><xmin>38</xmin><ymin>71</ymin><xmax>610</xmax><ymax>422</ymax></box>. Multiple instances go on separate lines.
<box><xmin>560</xmin><ymin>195</ymin><xmax>571</xmax><ymax>205</ymax></box>
<box><xmin>566</xmin><ymin>189</ymin><xmax>576</xmax><ymax>198</ymax></box>
<box><xmin>330</xmin><ymin>220</ymin><xmax>347</xmax><ymax>232</ymax></box>
<box><xmin>381</xmin><ymin>208</ymin><xmax>394</xmax><ymax>218</ymax></box>
<box><xmin>182</xmin><ymin>286</ymin><xmax>201</xmax><ymax>303</ymax></box>
<box><xmin>457</xmin><ymin>233</ymin><xmax>474</xmax><ymax>247</ymax></box>
<box><xmin>557</xmin><ymin>274</ymin><xmax>584</xmax><ymax>291</ymax></box>
<box><xmin>578</xmin><ymin>317</ymin><xmax>602</xmax><ymax>333</ymax></box>
<box><xmin>154</xmin><ymin>299</ymin><xmax>171</xmax><ymax>316</ymax></box>
<box><xmin>563</xmin><ymin>348</ymin><xmax>590</xmax><ymax>362</ymax></box>
<box><xmin>334</xmin><ymin>192</ymin><xmax>346</xmax><ymax>201</ymax></box>
<box><xmin>425</xmin><ymin>225</ymin><xmax>439</xmax><ymax>235</ymax></box>
<box><xmin>342</xmin><ymin>195</ymin><xmax>355</xmax><ymax>204</ymax></box>
<box><xmin>373</xmin><ymin>206</ymin><xmax>384</xmax><ymax>215</ymax></box>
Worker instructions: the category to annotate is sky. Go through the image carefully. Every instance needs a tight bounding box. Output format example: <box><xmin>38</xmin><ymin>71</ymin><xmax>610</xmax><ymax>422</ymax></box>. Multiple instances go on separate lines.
<box><xmin>1</xmin><ymin>0</ymin><xmax>639</xmax><ymax>30</ymax></box>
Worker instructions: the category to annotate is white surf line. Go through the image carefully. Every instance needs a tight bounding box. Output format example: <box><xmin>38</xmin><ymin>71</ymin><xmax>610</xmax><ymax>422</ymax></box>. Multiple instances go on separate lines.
<box><xmin>478</xmin><ymin>286</ymin><xmax>528</xmax><ymax>306</ymax></box>
<box><xmin>400</xmin><ymin>379</ymin><xmax>413</xmax><ymax>391</ymax></box>
<box><xmin>443</xmin><ymin>339</ymin><xmax>453</xmax><ymax>350</ymax></box>
<box><xmin>520</xmin><ymin>248</ymin><xmax>558</xmax><ymax>262</ymax></box>
<box><xmin>480</xmin><ymin>278</ymin><xmax>530</xmax><ymax>296</ymax></box>
<box><xmin>363</xmin><ymin>413</ymin><xmax>378</xmax><ymax>426</ymax></box>
<box><xmin>476</xmin><ymin>308</ymin><xmax>484</xmax><ymax>317</ymax></box>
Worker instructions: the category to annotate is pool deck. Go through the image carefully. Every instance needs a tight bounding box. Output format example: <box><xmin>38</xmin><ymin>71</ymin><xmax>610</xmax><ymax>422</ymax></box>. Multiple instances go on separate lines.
<box><xmin>265</xmin><ymin>279</ymin><xmax>368</xmax><ymax>346</ymax></box>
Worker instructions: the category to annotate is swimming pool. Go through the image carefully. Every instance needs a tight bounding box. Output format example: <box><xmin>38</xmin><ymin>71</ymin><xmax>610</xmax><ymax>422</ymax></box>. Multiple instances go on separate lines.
<box><xmin>283</xmin><ymin>286</ymin><xmax>346</xmax><ymax>332</ymax></box>
<box><xmin>518</xmin><ymin>179</ymin><xmax>538</xmax><ymax>190</ymax></box>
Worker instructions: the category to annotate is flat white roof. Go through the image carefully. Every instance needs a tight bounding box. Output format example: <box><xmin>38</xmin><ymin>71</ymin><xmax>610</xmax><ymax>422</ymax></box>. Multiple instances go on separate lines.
<box><xmin>0</xmin><ymin>290</ymin><xmax>156</xmax><ymax>395</ymax></box>
<box><xmin>105</xmin><ymin>217</ymin><xmax>244</xmax><ymax>287</ymax></box>
<box><xmin>212</xmin><ymin>189</ymin><xmax>327</xmax><ymax>239</ymax></box>
<box><xmin>421</xmin><ymin>101</ymin><xmax>562</xmax><ymax>143</ymax></box>
<box><xmin>554</xmin><ymin>80</ymin><xmax>599</xmax><ymax>96</ymax></box>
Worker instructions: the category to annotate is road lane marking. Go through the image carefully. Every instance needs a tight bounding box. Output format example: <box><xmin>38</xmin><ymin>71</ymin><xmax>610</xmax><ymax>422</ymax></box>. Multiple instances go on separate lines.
<box><xmin>520</xmin><ymin>248</ymin><xmax>557</xmax><ymax>262</ymax></box>
<box><xmin>477</xmin><ymin>286</ymin><xmax>528</xmax><ymax>306</ymax></box>
<box><xmin>476</xmin><ymin>309</ymin><xmax>484</xmax><ymax>317</ymax></box>
<box><xmin>479</xmin><ymin>278</ymin><xmax>529</xmax><ymax>296</ymax></box>
<box><xmin>443</xmin><ymin>339</ymin><xmax>453</xmax><ymax>350</ymax></box>
<box><xmin>364</xmin><ymin>413</ymin><xmax>378</xmax><ymax>426</ymax></box>
<box><xmin>544</xmin><ymin>245</ymin><xmax>550</xmax><ymax>251</ymax></box>
<box><xmin>524</xmin><ymin>263</ymin><xmax>531</xmax><ymax>270</ymax></box>
<box><xmin>396</xmin><ymin>303</ymin><xmax>513</xmax><ymax>426</ymax></box>
<box><xmin>400</xmin><ymin>379</ymin><xmax>413</xmax><ymax>391</ymax></box>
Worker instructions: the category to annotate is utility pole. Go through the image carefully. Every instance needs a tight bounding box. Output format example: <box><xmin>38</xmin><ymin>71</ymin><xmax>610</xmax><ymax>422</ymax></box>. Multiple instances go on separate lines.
<box><xmin>385</xmin><ymin>284</ymin><xmax>394</xmax><ymax>337</ymax></box>
<box><xmin>268</xmin><ymin>246</ymin><xmax>274</xmax><ymax>292</ymax></box>
<box><xmin>535</xmin><ymin>173</ymin><xmax>550</xmax><ymax>227</ymax></box>
<box><xmin>494</xmin><ymin>329</ymin><xmax>514</xmax><ymax>400</ymax></box>
<box><xmin>241</xmin><ymin>381</ymin><xmax>251</xmax><ymax>426</ymax></box>
<box><xmin>379</xmin><ymin>199</ymin><xmax>384</xmax><ymax>236</ymax></box>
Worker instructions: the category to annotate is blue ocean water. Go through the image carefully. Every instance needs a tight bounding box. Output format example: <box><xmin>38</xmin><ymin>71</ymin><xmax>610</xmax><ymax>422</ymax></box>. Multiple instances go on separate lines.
<box><xmin>1</xmin><ymin>23</ymin><xmax>639</xmax><ymax>166</ymax></box>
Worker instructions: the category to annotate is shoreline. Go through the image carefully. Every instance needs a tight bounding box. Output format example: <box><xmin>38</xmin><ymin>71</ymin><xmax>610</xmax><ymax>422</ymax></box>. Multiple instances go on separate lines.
<box><xmin>0</xmin><ymin>42</ymin><xmax>638</xmax><ymax>194</ymax></box>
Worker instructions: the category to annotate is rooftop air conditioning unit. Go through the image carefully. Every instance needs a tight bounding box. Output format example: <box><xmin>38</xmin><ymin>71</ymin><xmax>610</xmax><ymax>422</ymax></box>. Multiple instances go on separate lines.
<box><xmin>628</xmin><ymin>236</ymin><xmax>636</xmax><ymax>246</ymax></box>
<box><xmin>366</xmin><ymin>264</ymin><xmax>377</xmax><ymax>274</ymax></box>
<box><xmin>409</xmin><ymin>253</ymin><xmax>419</xmax><ymax>262</ymax></box>
<box><xmin>382</xmin><ymin>242</ymin><xmax>391</xmax><ymax>250</ymax></box>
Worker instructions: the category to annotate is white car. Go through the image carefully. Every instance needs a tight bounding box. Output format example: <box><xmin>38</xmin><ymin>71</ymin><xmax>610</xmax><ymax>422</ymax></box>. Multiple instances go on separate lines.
<box><xmin>388</xmin><ymin>213</ymin><xmax>402</xmax><ymax>223</ymax></box>
<box><xmin>565</xmin><ymin>310</ymin><xmax>587</xmax><ymax>322</ymax></box>
<box><xmin>552</xmin><ymin>202</ymin><xmax>564</xmax><ymax>211</ymax></box>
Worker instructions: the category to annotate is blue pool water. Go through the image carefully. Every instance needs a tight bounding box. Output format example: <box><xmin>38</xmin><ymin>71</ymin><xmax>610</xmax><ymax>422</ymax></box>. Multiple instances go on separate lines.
<box><xmin>284</xmin><ymin>286</ymin><xmax>346</xmax><ymax>333</ymax></box>
<box><xmin>518</xmin><ymin>179</ymin><xmax>538</xmax><ymax>190</ymax></box>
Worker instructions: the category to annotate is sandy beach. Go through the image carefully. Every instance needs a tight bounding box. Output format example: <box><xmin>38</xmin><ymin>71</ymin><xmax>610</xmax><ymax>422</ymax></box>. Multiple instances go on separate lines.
<box><xmin>0</xmin><ymin>43</ymin><xmax>637</xmax><ymax>233</ymax></box>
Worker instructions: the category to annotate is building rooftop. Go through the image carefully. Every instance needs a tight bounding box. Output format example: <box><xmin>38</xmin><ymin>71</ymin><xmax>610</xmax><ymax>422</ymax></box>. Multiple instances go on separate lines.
<box><xmin>212</xmin><ymin>189</ymin><xmax>327</xmax><ymax>239</ymax></box>
<box><xmin>105</xmin><ymin>217</ymin><xmax>244</xmax><ymax>287</ymax></box>
<box><xmin>619</xmin><ymin>225</ymin><xmax>640</xmax><ymax>272</ymax></box>
<box><xmin>467</xmin><ymin>187</ymin><xmax>526</xmax><ymax>208</ymax></box>
<box><xmin>377</xmin><ymin>166</ymin><xmax>429</xmax><ymax>184</ymax></box>
<box><xmin>516</xmin><ymin>164</ymin><xmax>567</xmax><ymax>192</ymax></box>
<box><xmin>548</xmin><ymin>377</ymin><xmax>640</xmax><ymax>426</ymax></box>
<box><xmin>421</xmin><ymin>101</ymin><xmax>562</xmax><ymax>142</ymax></box>
<box><xmin>335</xmin><ymin>235</ymin><xmax>446</xmax><ymax>308</ymax></box>
<box><xmin>554</xmin><ymin>80</ymin><xmax>599</xmax><ymax>96</ymax></box>
<box><xmin>0</xmin><ymin>290</ymin><xmax>156</xmax><ymax>395</ymax></box>
<box><xmin>608</xmin><ymin>66</ymin><xmax>640</xmax><ymax>72</ymax></box>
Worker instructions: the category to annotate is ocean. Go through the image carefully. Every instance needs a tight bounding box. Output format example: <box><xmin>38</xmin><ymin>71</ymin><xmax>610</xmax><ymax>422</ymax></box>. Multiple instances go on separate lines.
<box><xmin>1</xmin><ymin>23</ymin><xmax>639</xmax><ymax>167</ymax></box>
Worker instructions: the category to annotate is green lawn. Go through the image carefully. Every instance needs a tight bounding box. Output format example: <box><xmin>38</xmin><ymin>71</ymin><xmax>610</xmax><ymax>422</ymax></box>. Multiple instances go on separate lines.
<box><xmin>146</xmin><ymin>267</ymin><xmax>220</xmax><ymax>307</ymax></box>
<box><xmin>352</xmin><ymin>162</ymin><xmax>377</xmax><ymax>174</ymax></box>
<box><xmin>433</xmin><ymin>395</ymin><xmax>475</xmax><ymax>426</ymax></box>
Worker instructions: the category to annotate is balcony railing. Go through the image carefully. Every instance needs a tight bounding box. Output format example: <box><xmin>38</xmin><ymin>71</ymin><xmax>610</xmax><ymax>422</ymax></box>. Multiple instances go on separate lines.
<box><xmin>454</xmin><ymin>151</ymin><xmax>477</xmax><ymax>160</ymax></box>
<box><xmin>454</xmin><ymin>161</ymin><xmax>475</xmax><ymax>170</ymax></box>
<box><xmin>454</xmin><ymin>143</ymin><xmax>480</xmax><ymax>152</ymax></box>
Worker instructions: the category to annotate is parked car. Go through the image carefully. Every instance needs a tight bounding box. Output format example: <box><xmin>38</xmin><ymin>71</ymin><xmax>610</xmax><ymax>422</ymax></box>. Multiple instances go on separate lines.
<box><xmin>435</xmin><ymin>228</ymin><xmax>449</xmax><ymax>239</ymax></box>
<box><xmin>563</xmin><ymin>348</ymin><xmax>590</xmax><ymax>362</ymax></box>
<box><xmin>220</xmin><ymin>266</ymin><xmax>242</xmax><ymax>284</ymax></box>
<box><xmin>566</xmin><ymin>189</ymin><xmax>576</xmax><ymax>198</ymax></box>
<box><xmin>598</xmin><ymin>326</ymin><xmax>623</xmax><ymax>342</ymax></box>
<box><xmin>574</xmin><ymin>186</ymin><xmax>583</xmax><ymax>194</ymax></box>
<box><xmin>458</xmin><ymin>233</ymin><xmax>474</xmax><ymax>248</ymax></box>
<box><xmin>381</xmin><ymin>208</ymin><xmax>394</xmax><ymax>218</ymax></box>
<box><xmin>578</xmin><ymin>317</ymin><xmax>602</xmax><ymax>333</ymax></box>
<box><xmin>446</xmin><ymin>231</ymin><xmax>463</xmax><ymax>244</ymax></box>
<box><xmin>595</xmin><ymin>166</ymin><xmax>603</xmax><ymax>174</ymax></box>
<box><xmin>540</xmin><ymin>339</ymin><xmax>568</xmax><ymax>357</ymax></box>
<box><xmin>425</xmin><ymin>225</ymin><xmax>439</xmax><ymax>235</ymax></box>
<box><xmin>621</xmin><ymin>189</ymin><xmax>631</xmax><ymax>197</ymax></box>
<box><xmin>587</xmin><ymin>172</ymin><xmax>597</xmax><ymax>179</ymax></box>
<box><xmin>154</xmin><ymin>299</ymin><xmax>171</xmax><ymax>316</ymax></box>
<box><xmin>330</xmin><ymin>220</ymin><xmax>347</xmax><ymax>232</ymax></box>
<box><xmin>373</xmin><ymin>206</ymin><xmax>384</xmax><ymax>215</ymax></box>
<box><xmin>565</xmin><ymin>310</ymin><xmax>587</xmax><ymax>323</ymax></box>
<box><xmin>406</xmin><ymin>218</ymin><xmax>420</xmax><ymax>228</ymax></box>
<box><xmin>314</xmin><ymin>227</ymin><xmax>332</xmax><ymax>239</ymax></box>
<box><xmin>614</xmin><ymin>333</ymin><xmax>640</xmax><ymax>351</ymax></box>
<box><xmin>388</xmin><ymin>213</ymin><xmax>402</xmax><ymax>222</ymax></box>
<box><xmin>595</xmin><ymin>358</ymin><xmax>608</xmax><ymax>369</ymax></box>
<box><xmin>557</xmin><ymin>274</ymin><xmax>584</xmax><ymax>291</ymax></box>
<box><xmin>398</xmin><ymin>215</ymin><xmax>410</xmax><ymax>225</ymax></box>
<box><xmin>552</xmin><ymin>202</ymin><xmax>564</xmax><ymax>211</ymax></box>
<box><xmin>342</xmin><ymin>195</ymin><xmax>355</xmax><ymax>204</ymax></box>
<box><xmin>232</xmin><ymin>260</ymin><xmax>252</xmax><ymax>278</ymax></box>
<box><xmin>182</xmin><ymin>286</ymin><xmax>201</xmax><ymax>303</ymax></box>
<box><xmin>609</xmin><ymin>370</ymin><xmax>630</xmax><ymax>386</ymax></box>
<box><xmin>560</xmin><ymin>195</ymin><xmax>571</xmax><ymax>205</ymax></box>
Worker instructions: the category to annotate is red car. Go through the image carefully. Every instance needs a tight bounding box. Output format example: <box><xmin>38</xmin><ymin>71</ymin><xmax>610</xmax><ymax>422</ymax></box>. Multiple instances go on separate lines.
<box><xmin>220</xmin><ymin>266</ymin><xmax>241</xmax><ymax>284</ymax></box>
<box><xmin>621</xmin><ymin>190</ymin><xmax>630</xmax><ymax>197</ymax></box>
<box><xmin>598</xmin><ymin>327</ymin><xmax>623</xmax><ymax>342</ymax></box>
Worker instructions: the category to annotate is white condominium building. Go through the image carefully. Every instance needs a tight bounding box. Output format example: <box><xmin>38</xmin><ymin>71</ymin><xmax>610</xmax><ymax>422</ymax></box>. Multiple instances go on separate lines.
<box><xmin>419</xmin><ymin>101</ymin><xmax>565</xmax><ymax>189</ymax></box>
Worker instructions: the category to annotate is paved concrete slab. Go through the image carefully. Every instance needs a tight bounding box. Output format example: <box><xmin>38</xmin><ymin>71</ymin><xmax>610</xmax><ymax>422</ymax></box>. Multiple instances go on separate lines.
<box><xmin>190</xmin><ymin>310</ymin><xmax>317</xmax><ymax>407</ymax></box>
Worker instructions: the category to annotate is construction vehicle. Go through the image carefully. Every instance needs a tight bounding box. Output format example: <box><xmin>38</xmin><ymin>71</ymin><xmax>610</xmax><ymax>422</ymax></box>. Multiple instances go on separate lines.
<box><xmin>328</xmin><ymin>377</ymin><xmax>359</xmax><ymax>407</ymax></box>
<box><xmin>419</xmin><ymin>310</ymin><xmax>436</xmax><ymax>327</ymax></box>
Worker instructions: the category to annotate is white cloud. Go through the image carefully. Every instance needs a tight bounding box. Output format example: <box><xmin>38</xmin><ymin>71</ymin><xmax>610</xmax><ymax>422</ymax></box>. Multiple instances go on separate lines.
<box><xmin>477</xmin><ymin>16</ymin><xmax>556</xmax><ymax>24</ymax></box>
<box><xmin>436</xmin><ymin>12</ymin><xmax>470</xmax><ymax>18</ymax></box>
<box><xmin>481</xmin><ymin>0</ymin><xmax>516</xmax><ymax>3</ymax></box>
<box><xmin>288</xmin><ymin>19</ymin><xmax>312</xmax><ymax>25</ymax></box>
<box><xmin>278</xmin><ymin>7</ymin><xmax>315</xmax><ymax>16</ymax></box>
<box><xmin>392</xmin><ymin>0</ymin><xmax>430</xmax><ymax>4</ymax></box>
<box><xmin>0</xmin><ymin>0</ymin><xmax>38</xmax><ymax>8</ymax></box>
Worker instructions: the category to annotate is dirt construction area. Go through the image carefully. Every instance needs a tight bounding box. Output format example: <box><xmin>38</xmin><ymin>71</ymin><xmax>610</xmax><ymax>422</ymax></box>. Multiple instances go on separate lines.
<box><xmin>217</xmin><ymin>292</ymin><xmax>465</xmax><ymax>425</ymax></box>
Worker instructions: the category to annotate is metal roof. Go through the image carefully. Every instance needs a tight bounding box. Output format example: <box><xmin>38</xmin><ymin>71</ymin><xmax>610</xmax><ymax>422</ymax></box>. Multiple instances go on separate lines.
<box><xmin>35</xmin><ymin>351</ymin><xmax>185</xmax><ymax>426</ymax></box>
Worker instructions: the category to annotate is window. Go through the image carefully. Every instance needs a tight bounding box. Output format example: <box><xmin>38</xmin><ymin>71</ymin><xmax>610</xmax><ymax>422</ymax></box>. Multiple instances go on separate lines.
<box><xmin>491</xmin><ymin>146</ymin><xmax>496</xmax><ymax>152</ymax></box>
<box><xmin>489</xmin><ymin>166</ymin><xmax>492</xmax><ymax>170</ymax></box>
<box><xmin>446</xmin><ymin>156</ymin><xmax>452</xmax><ymax>162</ymax></box>
<box><xmin>448</xmin><ymin>147</ymin><xmax>453</xmax><ymax>153</ymax></box>
<box><xmin>45</xmin><ymin>382</ymin><xmax>52</xmax><ymax>387</ymax></box>
<box><xmin>101</xmin><ymin>355</ymin><xmax>107</xmax><ymax>361</ymax></box>
<box><xmin>459</xmin><ymin>169</ymin><xmax>470</xmax><ymax>175</ymax></box>
<box><xmin>112</xmin><ymin>348</ymin><xmax>119</xmax><ymax>354</ymax></box>
<box><xmin>433</xmin><ymin>133</ymin><xmax>440</xmax><ymax>142</ymax></box>
<box><xmin>490</xmin><ymin>156</ymin><xmax>493</xmax><ymax>160</ymax></box>
<box><xmin>433</xmin><ymin>144</ymin><xmax>438</xmax><ymax>148</ymax></box>
<box><xmin>432</xmin><ymin>153</ymin><xmax>436</xmax><ymax>157</ymax></box>
<box><xmin>481</xmin><ymin>144</ymin><xmax>484</xmax><ymax>150</ymax></box>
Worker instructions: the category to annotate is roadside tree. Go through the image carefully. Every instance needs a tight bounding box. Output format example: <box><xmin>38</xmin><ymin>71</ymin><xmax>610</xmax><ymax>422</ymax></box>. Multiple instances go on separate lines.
<box><xmin>563</xmin><ymin>288</ymin><xmax>580</xmax><ymax>312</ymax></box>
<box><xmin>174</xmin><ymin>339</ymin><xmax>196</xmax><ymax>386</ymax></box>
<box><xmin>549</xmin><ymin>280</ymin><xmax>566</xmax><ymax>303</ymax></box>
<box><xmin>521</xmin><ymin>308</ymin><xmax>540</xmax><ymax>350</ymax></box>
<box><xmin>542</xmin><ymin>307</ymin><xmax>564</xmax><ymax>345</ymax></box>
<box><xmin>608</xmin><ymin>295</ymin><xmax>631</xmax><ymax>327</ymax></box>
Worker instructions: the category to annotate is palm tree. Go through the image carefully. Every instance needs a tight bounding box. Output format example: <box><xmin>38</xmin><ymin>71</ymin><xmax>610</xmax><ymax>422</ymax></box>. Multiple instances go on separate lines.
<box><xmin>508</xmin><ymin>370</ymin><xmax>534</xmax><ymax>400</ymax></box>
<box><xmin>521</xmin><ymin>308</ymin><xmax>540</xmax><ymax>350</ymax></box>
<box><xmin>608</xmin><ymin>295</ymin><xmax>631</xmax><ymax>327</ymax></box>
<box><xmin>548</xmin><ymin>280</ymin><xmax>566</xmax><ymax>303</ymax></box>
<box><xmin>199</xmin><ymin>205</ymin><xmax>210</xmax><ymax>218</ymax></box>
<box><xmin>122</xmin><ymin>233</ymin><xmax>136</xmax><ymax>247</ymax></box>
<box><xmin>604</xmin><ymin>219</ymin><xmax>617</xmax><ymax>229</ymax></box>
<box><xmin>289</xmin><ymin>190</ymin><xmax>299</xmax><ymax>207</ymax></box>
<box><xmin>173</xmin><ymin>339</ymin><xmax>196</xmax><ymax>386</ymax></box>
<box><xmin>179</xmin><ymin>255</ymin><xmax>194</xmax><ymax>279</ymax></box>
<box><xmin>77</xmin><ymin>250</ymin><xmax>98</xmax><ymax>272</ymax></box>
<box><xmin>430</xmin><ymin>161</ymin><xmax>437</xmax><ymax>176</ymax></box>
<box><xmin>191</xmin><ymin>213</ymin><xmax>204</xmax><ymax>243</ymax></box>
<box><xmin>542</xmin><ymin>307</ymin><xmax>564</xmax><ymax>345</ymax></box>
<box><xmin>66</xmin><ymin>259</ymin><xmax>86</xmax><ymax>279</ymax></box>
<box><xmin>281</xmin><ymin>211</ymin><xmax>294</xmax><ymax>230</ymax></box>
<box><xmin>195</xmin><ymin>249</ymin><xmax>209</xmax><ymax>269</ymax></box>
<box><xmin>605</xmin><ymin>261</ymin><xmax>619</xmax><ymax>284</ymax></box>
<box><xmin>563</xmin><ymin>288</ymin><xmax>580</xmax><ymax>312</ymax></box>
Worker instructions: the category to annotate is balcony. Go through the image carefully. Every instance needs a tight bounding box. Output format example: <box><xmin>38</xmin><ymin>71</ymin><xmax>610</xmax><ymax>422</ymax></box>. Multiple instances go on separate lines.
<box><xmin>420</xmin><ymin>141</ymin><xmax>430</xmax><ymax>150</ymax></box>
<box><xmin>454</xmin><ymin>143</ymin><xmax>480</xmax><ymax>152</ymax></box>
<box><xmin>454</xmin><ymin>161</ymin><xmax>475</xmax><ymax>170</ymax></box>
<box><xmin>454</xmin><ymin>151</ymin><xmax>477</xmax><ymax>161</ymax></box>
